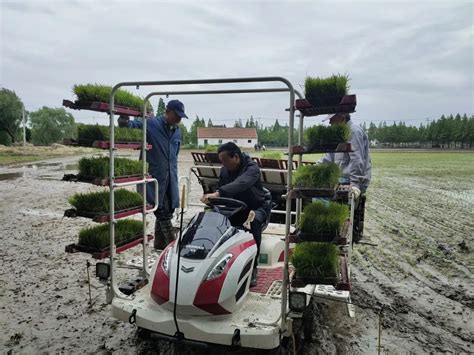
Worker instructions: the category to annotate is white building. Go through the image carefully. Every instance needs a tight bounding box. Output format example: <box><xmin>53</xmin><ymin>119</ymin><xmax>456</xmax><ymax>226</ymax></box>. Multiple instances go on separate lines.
<box><xmin>197</xmin><ymin>127</ymin><xmax>258</xmax><ymax>148</ymax></box>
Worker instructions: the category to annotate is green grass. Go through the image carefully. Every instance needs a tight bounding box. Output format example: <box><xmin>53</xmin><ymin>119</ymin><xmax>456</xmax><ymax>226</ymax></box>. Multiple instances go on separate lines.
<box><xmin>73</xmin><ymin>84</ymin><xmax>153</xmax><ymax>112</ymax></box>
<box><xmin>77</xmin><ymin>124</ymin><xmax>143</xmax><ymax>143</ymax></box>
<box><xmin>300</xmin><ymin>201</ymin><xmax>348</xmax><ymax>235</ymax></box>
<box><xmin>293</xmin><ymin>163</ymin><xmax>341</xmax><ymax>188</ymax></box>
<box><xmin>78</xmin><ymin>220</ymin><xmax>144</xmax><ymax>249</ymax></box>
<box><xmin>261</xmin><ymin>151</ymin><xmax>283</xmax><ymax>160</ymax></box>
<box><xmin>0</xmin><ymin>154</ymin><xmax>51</xmax><ymax>165</ymax></box>
<box><xmin>78</xmin><ymin>156</ymin><xmax>144</xmax><ymax>178</ymax></box>
<box><xmin>205</xmin><ymin>145</ymin><xmax>218</xmax><ymax>152</ymax></box>
<box><xmin>290</xmin><ymin>242</ymin><xmax>340</xmax><ymax>278</ymax></box>
<box><xmin>304</xmin><ymin>74</ymin><xmax>350</xmax><ymax>107</ymax></box>
<box><xmin>305</xmin><ymin>124</ymin><xmax>351</xmax><ymax>147</ymax></box>
<box><xmin>68</xmin><ymin>189</ymin><xmax>144</xmax><ymax>214</ymax></box>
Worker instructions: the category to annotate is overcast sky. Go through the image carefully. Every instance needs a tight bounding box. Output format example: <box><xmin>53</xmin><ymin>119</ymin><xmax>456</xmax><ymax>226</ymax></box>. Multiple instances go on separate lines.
<box><xmin>1</xmin><ymin>0</ymin><xmax>473</xmax><ymax>128</ymax></box>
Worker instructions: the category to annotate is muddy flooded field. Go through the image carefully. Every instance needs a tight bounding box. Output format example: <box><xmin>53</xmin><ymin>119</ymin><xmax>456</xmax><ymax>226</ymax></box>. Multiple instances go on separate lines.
<box><xmin>0</xmin><ymin>151</ymin><xmax>472</xmax><ymax>354</ymax></box>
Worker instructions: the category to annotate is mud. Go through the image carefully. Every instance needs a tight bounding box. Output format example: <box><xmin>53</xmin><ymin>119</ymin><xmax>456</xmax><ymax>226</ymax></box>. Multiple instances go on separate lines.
<box><xmin>0</xmin><ymin>151</ymin><xmax>473</xmax><ymax>354</ymax></box>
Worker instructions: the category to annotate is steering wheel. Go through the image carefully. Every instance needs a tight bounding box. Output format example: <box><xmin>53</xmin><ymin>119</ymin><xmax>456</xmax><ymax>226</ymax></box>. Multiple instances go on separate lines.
<box><xmin>206</xmin><ymin>197</ymin><xmax>247</xmax><ymax>218</ymax></box>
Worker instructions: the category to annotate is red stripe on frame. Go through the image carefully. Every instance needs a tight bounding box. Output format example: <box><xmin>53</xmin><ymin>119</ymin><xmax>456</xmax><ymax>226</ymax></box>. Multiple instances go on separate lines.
<box><xmin>150</xmin><ymin>243</ymin><xmax>175</xmax><ymax>305</ymax></box>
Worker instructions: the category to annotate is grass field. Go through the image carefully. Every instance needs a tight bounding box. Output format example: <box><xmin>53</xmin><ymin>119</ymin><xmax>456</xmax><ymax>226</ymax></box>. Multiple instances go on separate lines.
<box><xmin>0</xmin><ymin>145</ymin><xmax>97</xmax><ymax>166</ymax></box>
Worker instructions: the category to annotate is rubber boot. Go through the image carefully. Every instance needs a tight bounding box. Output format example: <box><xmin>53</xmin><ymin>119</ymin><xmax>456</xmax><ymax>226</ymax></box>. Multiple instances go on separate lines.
<box><xmin>160</xmin><ymin>219</ymin><xmax>176</xmax><ymax>245</ymax></box>
<box><xmin>250</xmin><ymin>267</ymin><xmax>258</xmax><ymax>288</ymax></box>
<box><xmin>154</xmin><ymin>220</ymin><xmax>167</xmax><ymax>250</ymax></box>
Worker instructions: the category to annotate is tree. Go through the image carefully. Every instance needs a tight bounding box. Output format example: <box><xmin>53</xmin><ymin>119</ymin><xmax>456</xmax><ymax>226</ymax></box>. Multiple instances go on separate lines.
<box><xmin>207</xmin><ymin>118</ymin><xmax>214</xmax><ymax>127</ymax></box>
<box><xmin>178</xmin><ymin>123</ymin><xmax>190</xmax><ymax>145</ymax></box>
<box><xmin>156</xmin><ymin>98</ymin><xmax>166</xmax><ymax>116</ymax></box>
<box><xmin>0</xmin><ymin>88</ymin><xmax>24</xmax><ymax>144</ymax></box>
<box><xmin>30</xmin><ymin>107</ymin><xmax>76</xmax><ymax>145</ymax></box>
<box><xmin>233</xmin><ymin>118</ymin><xmax>243</xmax><ymax>128</ymax></box>
<box><xmin>189</xmin><ymin>115</ymin><xmax>206</xmax><ymax>144</ymax></box>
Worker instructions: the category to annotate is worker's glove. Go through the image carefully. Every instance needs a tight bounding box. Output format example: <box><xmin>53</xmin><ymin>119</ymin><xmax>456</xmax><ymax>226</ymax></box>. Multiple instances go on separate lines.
<box><xmin>243</xmin><ymin>210</ymin><xmax>256</xmax><ymax>229</ymax></box>
<box><xmin>350</xmin><ymin>185</ymin><xmax>361</xmax><ymax>199</ymax></box>
<box><xmin>117</xmin><ymin>115</ymin><xmax>130</xmax><ymax>128</ymax></box>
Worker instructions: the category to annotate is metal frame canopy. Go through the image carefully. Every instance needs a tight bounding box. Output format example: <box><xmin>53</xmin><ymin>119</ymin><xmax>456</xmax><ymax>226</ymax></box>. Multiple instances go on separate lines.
<box><xmin>108</xmin><ymin>77</ymin><xmax>301</xmax><ymax>333</ymax></box>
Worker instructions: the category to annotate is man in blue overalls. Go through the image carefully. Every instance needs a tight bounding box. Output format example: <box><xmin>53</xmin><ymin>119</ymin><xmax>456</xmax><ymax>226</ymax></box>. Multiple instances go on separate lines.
<box><xmin>118</xmin><ymin>100</ymin><xmax>187</xmax><ymax>249</ymax></box>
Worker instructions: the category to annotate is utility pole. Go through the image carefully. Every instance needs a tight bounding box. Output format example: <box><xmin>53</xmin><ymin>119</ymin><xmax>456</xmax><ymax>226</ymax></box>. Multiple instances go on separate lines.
<box><xmin>22</xmin><ymin>104</ymin><xmax>26</xmax><ymax>147</ymax></box>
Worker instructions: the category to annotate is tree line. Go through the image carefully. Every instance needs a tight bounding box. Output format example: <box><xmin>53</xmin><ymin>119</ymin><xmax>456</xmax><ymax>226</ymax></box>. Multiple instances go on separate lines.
<box><xmin>366</xmin><ymin>114</ymin><xmax>474</xmax><ymax>148</ymax></box>
<box><xmin>1</xmin><ymin>89</ymin><xmax>472</xmax><ymax>149</ymax></box>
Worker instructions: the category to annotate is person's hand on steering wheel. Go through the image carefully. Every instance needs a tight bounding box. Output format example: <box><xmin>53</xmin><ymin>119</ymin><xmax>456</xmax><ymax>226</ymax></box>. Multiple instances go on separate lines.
<box><xmin>200</xmin><ymin>191</ymin><xmax>220</xmax><ymax>204</ymax></box>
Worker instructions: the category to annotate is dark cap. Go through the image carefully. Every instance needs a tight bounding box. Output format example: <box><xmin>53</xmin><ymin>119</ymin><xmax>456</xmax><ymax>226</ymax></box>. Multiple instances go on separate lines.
<box><xmin>166</xmin><ymin>99</ymin><xmax>188</xmax><ymax>119</ymax></box>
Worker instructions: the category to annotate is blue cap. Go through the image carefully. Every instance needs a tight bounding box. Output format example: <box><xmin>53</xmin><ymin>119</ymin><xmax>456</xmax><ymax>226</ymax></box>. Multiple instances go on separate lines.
<box><xmin>166</xmin><ymin>99</ymin><xmax>188</xmax><ymax>119</ymax></box>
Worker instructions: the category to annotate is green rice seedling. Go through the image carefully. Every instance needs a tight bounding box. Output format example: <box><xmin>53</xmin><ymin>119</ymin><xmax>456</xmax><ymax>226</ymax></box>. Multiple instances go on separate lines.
<box><xmin>290</xmin><ymin>242</ymin><xmax>340</xmax><ymax>278</ymax></box>
<box><xmin>300</xmin><ymin>201</ymin><xmax>348</xmax><ymax>235</ymax></box>
<box><xmin>78</xmin><ymin>156</ymin><xmax>144</xmax><ymax>178</ymax></box>
<box><xmin>293</xmin><ymin>163</ymin><xmax>341</xmax><ymax>189</ymax></box>
<box><xmin>78</xmin><ymin>220</ymin><xmax>144</xmax><ymax>249</ymax></box>
<box><xmin>304</xmin><ymin>74</ymin><xmax>350</xmax><ymax>107</ymax></box>
<box><xmin>73</xmin><ymin>84</ymin><xmax>153</xmax><ymax>112</ymax></box>
<box><xmin>305</xmin><ymin>124</ymin><xmax>351</xmax><ymax>147</ymax></box>
<box><xmin>261</xmin><ymin>151</ymin><xmax>283</xmax><ymax>160</ymax></box>
<box><xmin>77</xmin><ymin>124</ymin><xmax>143</xmax><ymax>143</ymax></box>
<box><xmin>69</xmin><ymin>189</ymin><xmax>144</xmax><ymax>214</ymax></box>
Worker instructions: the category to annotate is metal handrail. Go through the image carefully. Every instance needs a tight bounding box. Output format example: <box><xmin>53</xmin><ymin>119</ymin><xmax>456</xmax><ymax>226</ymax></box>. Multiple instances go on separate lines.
<box><xmin>108</xmin><ymin>77</ymin><xmax>297</xmax><ymax>333</ymax></box>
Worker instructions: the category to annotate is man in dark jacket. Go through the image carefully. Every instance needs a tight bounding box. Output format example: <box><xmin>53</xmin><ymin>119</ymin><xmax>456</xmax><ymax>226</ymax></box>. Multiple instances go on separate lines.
<box><xmin>118</xmin><ymin>100</ymin><xmax>187</xmax><ymax>249</ymax></box>
<box><xmin>201</xmin><ymin>142</ymin><xmax>269</xmax><ymax>287</ymax></box>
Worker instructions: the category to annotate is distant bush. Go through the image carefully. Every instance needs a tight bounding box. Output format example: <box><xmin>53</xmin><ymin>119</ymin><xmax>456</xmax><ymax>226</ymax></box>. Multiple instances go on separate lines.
<box><xmin>205</xmin><ymin>145</ymin><xmax>218</xmax><ymax>152</ymax></box>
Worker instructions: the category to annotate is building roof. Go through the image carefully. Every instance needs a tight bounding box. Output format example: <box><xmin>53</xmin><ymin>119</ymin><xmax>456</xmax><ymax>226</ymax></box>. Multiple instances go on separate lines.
<box><xmin>197</xmin><ymin>127</ymin><xmax>258</xmax><ymax>139</ymax></box>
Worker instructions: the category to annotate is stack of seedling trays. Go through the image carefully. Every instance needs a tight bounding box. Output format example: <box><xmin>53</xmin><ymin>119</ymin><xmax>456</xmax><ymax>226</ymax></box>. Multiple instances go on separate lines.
<box><xmin>295</xmin><ymin>74</ymin><xmax>356</xmax><ymax>116</ymax></box>
<box><xmin>291</xmin><ymin>123</ymin><xmax>352</xmax><ymax>155</ymax></box>
<box><xmin>62</xmin><ymin>83</ymin><xmax>154</xmax><ymax>259</ymax></box>
<box><xmin>64</xmin><ymin>189</ymin><xmax>152</xmax><ymax>222</ymax></box>
<box><xmin>65</xmin><ymin>220</ymin><xmax>153</xmax><ymax>259</ymax></box>
<box><xmin>63</xmin><ymin>84</ymin><xmax>153</xmax><ymax>117</ymax></box>
<box><xmin>63</xmin><ymin>156</ymin><xmax>150</xmax><ymax>186</ymax></box>
<box><xmin>290</xmin><ymin>242</ymin><xmax>350</xmax><ymax>290</ymax></box>
<box><xmin>64</xmin><ymin>124</ymin><xmax>151</xmax><ymax>150</ymax></box>
<box><xmin>289</xmin><ymin>201</ymin><xmax>351</xmax><ymax>290</ymax></box>
<box><xmin>290</xmin><ymin>163</ymin><xmax>341</xmax><ymax>199</ymax></box>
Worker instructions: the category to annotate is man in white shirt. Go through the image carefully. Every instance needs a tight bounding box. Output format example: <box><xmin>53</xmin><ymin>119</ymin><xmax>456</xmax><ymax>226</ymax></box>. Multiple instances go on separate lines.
<box><xmin>318</xmin><ymin>113</ymin><xmax>371</xmax><ymax>242</ymax></box>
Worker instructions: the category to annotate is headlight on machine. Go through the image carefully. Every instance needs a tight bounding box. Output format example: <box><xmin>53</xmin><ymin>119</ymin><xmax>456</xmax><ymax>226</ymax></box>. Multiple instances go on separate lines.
<box><xmin>162</xmin><ymin>248</ymin><xmax>173</xmax><ymax>275</ymax></box>
<box><xmin>206</xmin><ymin>253</ymin><xmax>233</xmax><ymax>281</ymax></box>
<box><xmin>289</xmin><ymin>291</ymin><xmax>307</xmax><ymax>313</ymax></box>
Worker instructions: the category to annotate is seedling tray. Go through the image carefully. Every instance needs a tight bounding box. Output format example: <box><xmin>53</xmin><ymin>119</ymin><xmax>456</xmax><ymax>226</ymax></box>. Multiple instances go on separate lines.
<box><xmin>63</xmin><ymin>99</ymin><xmax>150</xmax><ymax>117</ymax></box>
<box><xmin>290</xmin><ymin>143</ymin><xmax>353</xmax><ymax>155</ymax></box>
<box><xmin>62</xmin><ymin>174</ymin><xmax>150</xmax><ymax>186</ymax></box>
<box><xmin>295</xmin><ymin>95</ymin><xmax>356</xmax><ymax>117</ymax></box>
<box><xmin>290</xmin><ymin>187</ymin><xmax>336</xmax><ymax>199</ymax></box>
<box><xmin>289</xmin><ymin>219</ymin><xmax>350</xmax><ymax>244</ymax></box>
<box><xmin>65</xmin><ymin>234</ymin><xmax>154</xmax><ymax>259</ymax></box>
<box><xmin>64</xmin><ymin>204</ymin><xmax>153</xmax><ymax>223</ymax></box>
<box><xmin>92</xmin><ymin>141</ymin><xmax>151</xmax><ymax>150</ymax></box>
<box><xmin>291</xmin><ymin>255</ymin><xmax>351</xmax><ymax>290</ymax></box>
<box><xmin>62</xmin><ymin>138</ymin><xmax>151</xmax><ymax>150</ymax></box>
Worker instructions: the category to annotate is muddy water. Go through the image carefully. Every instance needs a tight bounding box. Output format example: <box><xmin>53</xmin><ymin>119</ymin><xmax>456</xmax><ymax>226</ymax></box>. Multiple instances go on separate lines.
<box><xmin>1</xmin><ymin>151</ymin><xmax>473</xmax><ymax>354</ymax></box>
